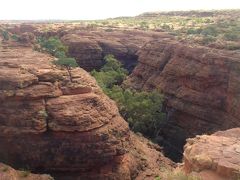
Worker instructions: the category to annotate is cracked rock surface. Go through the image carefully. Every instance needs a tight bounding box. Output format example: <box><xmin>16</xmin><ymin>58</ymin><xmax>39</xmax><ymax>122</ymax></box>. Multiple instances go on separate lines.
<box><xmin>183</xmin><ymin>128</ymin><xmax>240</xmax><ymax>180</ymax></box>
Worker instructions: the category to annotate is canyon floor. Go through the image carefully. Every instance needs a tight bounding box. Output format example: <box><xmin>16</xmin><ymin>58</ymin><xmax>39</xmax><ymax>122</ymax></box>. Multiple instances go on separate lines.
<box><xmin>0</xmin><ymin>10</ymin><xmax>240</xmax><ymax>180</ymax></box>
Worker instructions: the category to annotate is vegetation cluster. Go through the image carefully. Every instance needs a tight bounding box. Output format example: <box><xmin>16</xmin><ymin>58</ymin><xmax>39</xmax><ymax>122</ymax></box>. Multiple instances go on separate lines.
<box><xmin>81</xmin><ymin>10</ymin><xmax>240</xmax><ymax>50</ymax></box>
<box><xmin>37</xmin><ymin>37</ymin><xmax>78</xmax><ymax>82</ymax></box>
<box><xmin>91</xmin><ymin>55</ymin><xmax>166</xmax><ymax>139</ymax></box>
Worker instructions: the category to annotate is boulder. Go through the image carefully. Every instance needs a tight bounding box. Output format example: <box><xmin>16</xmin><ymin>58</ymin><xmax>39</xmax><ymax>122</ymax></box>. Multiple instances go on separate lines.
<box><xmin>183</xmin><ymin>128</ymin><xmax>240</xmax><ymax>180</ymax></box>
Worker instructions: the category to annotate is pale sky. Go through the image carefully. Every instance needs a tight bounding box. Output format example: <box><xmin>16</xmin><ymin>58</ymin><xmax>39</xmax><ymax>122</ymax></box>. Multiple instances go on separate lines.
<box><xmin>1</xmin><ymin>0</ymin><xmax>240</xmax><ymax>20</ymax></box>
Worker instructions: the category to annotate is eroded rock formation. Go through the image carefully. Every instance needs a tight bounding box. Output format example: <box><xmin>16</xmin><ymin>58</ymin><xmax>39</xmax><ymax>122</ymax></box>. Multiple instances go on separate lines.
<box><xmin>0</xmin><ymin>39</ymin><xmax>173</xmax><ymax>179</ymax></box>
<box><xmin>183</xmin><ymin>128</ymin><xmax>240</xmax><ymax>180</ymax></box>
<box><xmin>5</xmin><ymin>23</ymin><xmax>173</xmax><ymax>71</ymax></box>
<box><xmin>61</xmin><ymin>30</ymin><xmax>173</xmax><ymax>71</ymax></box>
<box><xmin>125</xmin><ymin>39</ymin><xmax>240</xmax><ymax>161</ymax></box>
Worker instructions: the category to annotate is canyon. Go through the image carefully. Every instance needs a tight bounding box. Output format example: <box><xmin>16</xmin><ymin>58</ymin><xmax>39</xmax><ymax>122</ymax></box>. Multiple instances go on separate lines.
<box><xmin>124</xmin><ymin>39</ymin><xmax>240</xmax><ymax>161</ymax></box>
<box><xmin>0</xmin><ymin>19</ymin><xmax>240</xmax><ymax>180</ymax></box>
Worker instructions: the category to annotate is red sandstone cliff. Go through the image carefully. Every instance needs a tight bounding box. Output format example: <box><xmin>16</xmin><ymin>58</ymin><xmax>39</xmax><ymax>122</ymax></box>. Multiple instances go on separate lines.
<box><xmin>5</xmin><ymin>23</ymin><xmax>173</xmax><ymax>71</ymax></box>
<box><xmin>60</xmin><ymin>30</ymin><xmax>173</xmax><ymax>71</ymax></box>
<box><xmin>125</xmin><ymin>39</ymin><xmax>240</xmax><ymax>160</ymax></box>
<box><xmin>0</xmin><ymin>38</ymin><xmax>173</xmax><ymax>179</ymax></box>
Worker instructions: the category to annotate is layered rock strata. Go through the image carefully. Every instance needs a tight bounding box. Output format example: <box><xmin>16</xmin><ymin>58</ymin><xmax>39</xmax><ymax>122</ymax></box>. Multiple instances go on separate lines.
<box><xmin>5</xmin><ymin>23</ymin><xmax>173</xmax><ymax>71</ymax></box>
<box><xmin>125</xmin><ymin>39</ymin><xmax>240</xmax><ymax>161</ymax></box>
<box><xmin>61</xmin><ymin>30</ymin><xmax>173</xmax><ymax>71</ymax></box>
<box><xmin>0</xmin><ymin>40</ymin><xmax>173</xmax><ymax>179</ymax></box>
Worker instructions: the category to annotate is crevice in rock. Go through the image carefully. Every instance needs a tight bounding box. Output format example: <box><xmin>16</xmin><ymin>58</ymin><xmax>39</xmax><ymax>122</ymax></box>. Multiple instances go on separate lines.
<box><xmin>43</xmin><ymin>98</ymin><xmax>50</xmax><ymax>132</ymax></box>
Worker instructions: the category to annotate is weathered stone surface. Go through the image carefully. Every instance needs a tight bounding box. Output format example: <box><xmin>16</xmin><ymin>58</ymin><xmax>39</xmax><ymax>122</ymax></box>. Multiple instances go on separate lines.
<box><xmin>125</xmin><ymin>39</ymin><xmax>240</xmax><ymax>160</ymax></box>
<box><xmin>183</xmin><ymin>128</ymin><xmax>240</xmax><ymax>180</ymax></box>
<box><xmin>0</xmin><ymin>40</ymin><xmax>174</xmax><ymax>179</ymax></box>
<box><xmin>0</xmin><ymin>41</ymin><xmax>129</xmax><ymax>177</ymax></box>
<box><xmin>60</xmin><ymin>29</ymin><xmax>173</xmax><ymax>71</ymax></box>
<box><xmin>61</xmin><ymin>34</ymin><xmax>104</xmax><ymax>71</ymax></box>
<box><xmin>0</xmin><ymin>163</ymin><xmax>52</xmax><ymax>180</ymax></box>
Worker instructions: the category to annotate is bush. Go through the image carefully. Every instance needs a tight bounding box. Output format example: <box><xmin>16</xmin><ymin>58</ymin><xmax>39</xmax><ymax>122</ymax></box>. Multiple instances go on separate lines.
<box><xmin>161</xmin><ymin>24</ymin><xmax>171</xmax><ymax>31</ymax></box>
<box><xmin>224</xmin><ymin>32</ymin><xmax>239</xmax><ymax>41</ymax></box>
<box><xmin>187</xmin><ymin>28</ymin><xmax>202</xmax><ymax>35</ymax></box>
<box><xmin>140</xmin><ymin>21</ymin><xmax>149</xmax><ymax>30</ymax></box>
<box><xmin>201</xmin><ymin>36</ymin><xmax>216</xmax><ymax>45</ymax></box>
<box><xmin>201</xmin><ymin>26</ymin><xmax>218</xmax><ymax>37</ymax></box>
<box><xmin>11</xmin><ymin>34</ymin><xmax>19</xmax><ymax>41</ymax></box>
<box><xmin>1</xmin><ymin>30</ymin><xmax>9</xmax><ymax>41</ymax></box>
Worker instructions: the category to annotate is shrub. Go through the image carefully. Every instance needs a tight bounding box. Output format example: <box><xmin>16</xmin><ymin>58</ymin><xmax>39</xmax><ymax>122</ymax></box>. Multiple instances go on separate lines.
<box><xmin>11</xmin><ymin>34</ymin><xmax>19</xmax><ymax>41</ymax></box>
<box><xmin>140</xmin><ymin>21</ymin><xmax>149</xmax><ymax>30</ymax></box>
<box><xmin>201</xmin><ymin>26</ymin><xmax>218</xmax><ymax>37</ymax></box>
<box><xmin>224</xmin><ymin>32</ymin><xmax>239</xmax><ymax>41</ymax></box>
<box><xmin>187</xmin><ymin>28</ymin><xmax>202</xmax><ymax>35</ymax></box>
<box><xmin>200</xmin><ymin>36</ymin><xmax>216</xmax><ymax>45</ymax></box>
<box><xmin>1</xmin><ymin>30</ymin><xmax>9</xmax><ymax>41</ymax></box>
<box><xmin>161</xmin><ymin>24</ymin><xmax>171</xmax><ymax>31</ymax></box>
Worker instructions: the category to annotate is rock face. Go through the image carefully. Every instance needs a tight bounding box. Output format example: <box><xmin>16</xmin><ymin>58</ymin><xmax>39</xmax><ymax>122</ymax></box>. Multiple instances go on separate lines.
<box><xmin>0</xmin><ymin>40</ymin><xmax>173</xmax><ymax>179</ymax></box>
<box><xmin>0</xmin><ymin>163</ymin><xmax>52</xmax><ymax>180</ymax></box>
<box><xmin>4</xmin><ymin>24</ymin><xmax>174</xmax><ymax>72</ymax></box>
<box><xmin>183</xmin><ymin>128</ymin><xmax>240</xmax><ymax>180</ymax></box>
<box><xmin>61</xmin><ymin>34</ymin><xmax>103</xmax><ymax>71</ymax></box>
<box><xmin>60</xmin><ymin>29</ymin><xmax>173</xmax><ymax>71</ymax></box>
<box><xmin>125</xmin><ymin>39</ymin><xmax>240</xmax><ymax>161</ymax></box>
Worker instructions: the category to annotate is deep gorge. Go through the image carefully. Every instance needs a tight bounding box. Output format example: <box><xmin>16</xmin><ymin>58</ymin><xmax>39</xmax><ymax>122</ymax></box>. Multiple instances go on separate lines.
<box><xmin>42</xmin><ymin>29</ymin><xmax>240</xmax><ymax>163</ymax></box>
<box><xmin>0</xmin><ymin>16</ymin><xmax>240</xmax><ymax>179</ymax></box>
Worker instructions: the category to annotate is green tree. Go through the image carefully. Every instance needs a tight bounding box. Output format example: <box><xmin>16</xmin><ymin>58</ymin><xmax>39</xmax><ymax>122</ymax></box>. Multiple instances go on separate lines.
<box><xmin>37</xmin><ymin>36</ymin><xmax>79</xmax><ymax>82</ymax></box>
<box><xmin>37</xmin><ymin>37</ymin><xmax>68</xmax><ymax>57</ymax></box>
<box><xmin>91</xmin><ymin>54</ymin><xmax>166</xmax><ymax>139</ymax></box>
<box><xmin>106</xmin><ymin>86</ymin><xmax>165</xmax><ymax>138</ymax></box>
<box><xmin>91</xmin><ymin>54</ymin><xmax>128</xmax><ymax>89</ymax></box>
<box><xmin>53</xmin><ymin>57</ymin><xmax>78</xmax><ymax>82</ymax></box>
